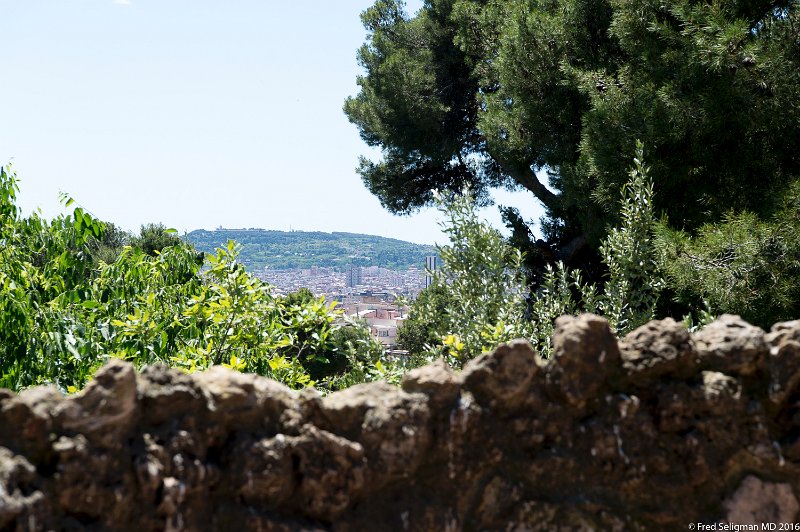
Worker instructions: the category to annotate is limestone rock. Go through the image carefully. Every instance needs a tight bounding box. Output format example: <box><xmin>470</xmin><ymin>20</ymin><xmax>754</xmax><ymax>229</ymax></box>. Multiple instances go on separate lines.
<box><xmin>462</xmin><ymin>339</ymin><xmax>542</xmax><ymax>411</ymax></box>
<box><xmin>765</xmin><ymin>321</ymin><xmax>800</xmax><ymax>411</ymax></box>
<box><xmin>0</xmin><ymin>447</ymin><xmax>44</xmax><ymax>529</ymax></box>
<box><xmin>1</xmin><ymin>315</ymin><xmax>799</xmax><ymax>530</ymax></box>
<box><xmin>195</xmin><ymin>365</ymin><xmax>299</xmax><ymax>434</ymax></box>
<box><xmin>0</xmin><ymin>385</ymin><xmax>63</xmax><ymax>461</ymax></box>
<box><xmin>55</xmin><ymin>359</ymin><xmax>138</xmax><ymax>448</ymax></box>
<box><xmin>548</xmin><ymin>314</ymin><xmax>620</xmax><ymax>409</ymax></box>
<box><xmin>402</xmin><ymin>358</ymin><xmax>461</xmax><ymax>410</ymax></box>
<box><xmin>319</xmin><ymin>383</ymin><xmax>430</xmax><ymax>487</ymax></box>
<box><xmin>619</xmin><ymin>318</ymin><xmax>695</xmax><ymax>383</ymax></box>
<box><xmin>694</xmin><ymin>314</ymin><xmax>767</xmax><ymax>375</ymax></box>
<box><xmin>724</xmin><ymin>475</ymin><xmax>799</xmax><ymax>524</ymax></box>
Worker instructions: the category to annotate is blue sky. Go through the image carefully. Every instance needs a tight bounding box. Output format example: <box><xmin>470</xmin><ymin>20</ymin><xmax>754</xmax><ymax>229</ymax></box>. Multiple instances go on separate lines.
<box><xmin>0</xmin><ymin>0</ymin><xmax>544</xmax><ymax>245</ymax></box>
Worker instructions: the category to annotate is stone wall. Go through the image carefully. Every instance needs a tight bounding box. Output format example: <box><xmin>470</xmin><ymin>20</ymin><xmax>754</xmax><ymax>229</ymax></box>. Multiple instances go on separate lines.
<box><xmin>1</xmin><ymin>314</ymin><xmax>799</xmax><ymax>530</ymax></box>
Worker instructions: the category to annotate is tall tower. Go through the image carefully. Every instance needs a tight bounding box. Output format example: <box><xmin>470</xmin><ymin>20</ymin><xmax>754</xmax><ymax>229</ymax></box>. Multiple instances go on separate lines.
<box><xmin>347</xmin><ymin>264</ymin><xmax>362</xmax><ymax>288</ymax></box>
<box><xmin>425</xmin><ymin>256</ymin><xmax>437</xmax><ymax>288</ymax></box>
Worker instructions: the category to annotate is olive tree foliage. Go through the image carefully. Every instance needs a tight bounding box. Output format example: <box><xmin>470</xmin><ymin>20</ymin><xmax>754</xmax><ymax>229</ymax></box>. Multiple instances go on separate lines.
<box><xmin>414</xmin><ymin>189</ymin><xmax>534</xmax><ymax>367</ymax></box>
<box><xmin>395</xmin><ymin>283</ymin><xmax>450</xmax><ymax>357</ymax></box>
<box><xmin>532</xmin><ymin>143</ymin><xmax>663</xmax><ymax>347</ymax></box>
<box><xmin>401</xmin><ymin>145</ymin><xmax>663</xmax><ymax>362</ymax></box>
<box><xmin>0</xmin><ymin>166</ymin><xmax>384</xmax><ymax>392</ymax></box>
<box><xmin>598</xmin><ymin>143</ymin><xmax>663</xmax><ymax>332</ymax></box>
<box><xmin>77</xmin><ymin>221</ymin><xmax>126</xmax><ymax>266</ymax></box>
<box><xmin>346</xmin><ymin>0</ymin><xmax>800</xmax><ymax>251</ymax></box>
<box><xmin>86</xmin><ymin>222</ymin><xmax>182</xmax><ymax>265</ymax></box>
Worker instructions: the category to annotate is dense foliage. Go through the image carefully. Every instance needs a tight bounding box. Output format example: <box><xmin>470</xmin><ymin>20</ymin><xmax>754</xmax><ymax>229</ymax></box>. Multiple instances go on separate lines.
<box><xmin>4</xmin><ymin>0</ymin><xmax>800</xmax><ymax>392</ymax></box>
<box><xmin>349</xmin><ymin>0</ymin><xmax>800</xmax><ymax>331</ymax></box>
<box><xmin>185</xmin><ymin>229</ymin><xmax>435</xmax><ymax>271</ymax></box>
<box><xmin>346</xmin><ymin>0</ymin><xmax>800</xmax><ymax>251</ymax></box>
<box><xmin>400</xmin><ymin>145</ymin><xmax>664</xmax><ymax>361</ymax></box>
<box><xmin>656</xmin><ymin>189</ymin><xmax>800</xmax><ymax>327</ymax></box>
<box><xmin>0</xmin><ymin>166</ymin><xmax>384</xmax><ymax>392</ymax></box>
<box><xmin>130</xmin><ymin>223</ymin><xmax>183</xmax><ymax>257</ymax></box>
<box><xmin>405</xmin><ymin>189</ymin><xmax>532</xmax><ymax>365</ymax></box>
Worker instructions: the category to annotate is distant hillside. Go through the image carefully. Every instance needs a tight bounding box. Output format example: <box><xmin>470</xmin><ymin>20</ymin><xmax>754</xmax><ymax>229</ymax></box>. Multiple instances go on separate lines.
<box><xmin>184</xmin><ymin>229</ymin><xmax>436</xmax><ymax>271</ymax></box>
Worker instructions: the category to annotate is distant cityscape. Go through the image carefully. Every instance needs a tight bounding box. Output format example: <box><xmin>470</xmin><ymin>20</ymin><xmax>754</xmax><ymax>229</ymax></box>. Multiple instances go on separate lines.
<box><xmin>257</xmin><ymin>264</ymin><xmax>430</xmax><ymax>302</ymax></box>
<box><xmin>256</xmin><ymin>261</ymin><xmax>437</xmax><ymax>351</ymax></box>
<box><xmin>184</xmin><ymin>228</ymin><xmax>440</xmax><ymax>349</ymax></box>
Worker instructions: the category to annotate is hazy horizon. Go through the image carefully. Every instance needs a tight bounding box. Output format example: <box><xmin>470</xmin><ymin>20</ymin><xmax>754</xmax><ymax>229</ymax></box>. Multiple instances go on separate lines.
<box><xmin>0</xmin><ymin>0</ymin><xmax>546</xmax><ymax>246</ymax></box>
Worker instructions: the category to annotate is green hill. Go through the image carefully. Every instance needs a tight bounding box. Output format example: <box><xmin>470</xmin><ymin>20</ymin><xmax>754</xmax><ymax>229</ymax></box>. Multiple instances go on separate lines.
<box><xmin>184</xmin><ymin>229</ymin><xmax>436</xmax><ymax>271</ymax></box>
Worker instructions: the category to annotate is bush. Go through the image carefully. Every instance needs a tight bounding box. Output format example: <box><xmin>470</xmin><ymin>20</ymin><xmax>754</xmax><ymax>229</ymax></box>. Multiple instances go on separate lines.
<box><xmin>402</xmin><ymin>189</ymin><xmax>533</xmax><ymax>367</ymax></box>
<box><xmin>403</xmin><ymin>143</ymin><xmax>664</xmax><ymax>361</ymax></box>
<box><xmin>0</xmin><ymin>166</ymin><xmax>384</xmax><ymax>392</ymax></box>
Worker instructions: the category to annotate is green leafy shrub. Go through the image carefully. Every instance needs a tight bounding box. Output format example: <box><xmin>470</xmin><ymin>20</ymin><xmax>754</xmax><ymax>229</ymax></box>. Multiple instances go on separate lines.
<box><xmin>402</xmin><ymin>189</ymin><xmax>533</xmax><ymax>367</ymax></box>
<box><xmin>396</xmin><ymin>283</ymin><xmax>449</xmax><ymax>356</ymax></box>
<box><xmin>0</xmin><ymin>166</ymin><xmax>384</xmax><ymax>392</ymax></box>
<box><xmin>597</xmin><ymin>142</ymin><xmax>663</xmax><ymax>333</ymax></box>
<box><xmin>403</xmin><ymin>143</ymin><xmax>664</xmax><ymax>361</ymax></box>
<box><xmin>130</xmin><ymin>223</ymin><xmax>182</xmax><ymax>256</ymax></box>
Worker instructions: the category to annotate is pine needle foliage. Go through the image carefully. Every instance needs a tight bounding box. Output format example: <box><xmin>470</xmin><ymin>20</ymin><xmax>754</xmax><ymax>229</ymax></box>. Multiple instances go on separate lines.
<box><xmin>655</xmin><ymin>182</ymin><xmax>800</xmax><ymax>329</ymax></box>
